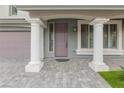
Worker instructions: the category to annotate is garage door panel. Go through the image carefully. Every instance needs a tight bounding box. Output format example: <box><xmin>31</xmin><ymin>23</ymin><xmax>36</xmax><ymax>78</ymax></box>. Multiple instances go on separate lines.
<box><xmin>0</xmin><ymin>32</ymin><xmax>30</xmax><ymax>61</ymax></box>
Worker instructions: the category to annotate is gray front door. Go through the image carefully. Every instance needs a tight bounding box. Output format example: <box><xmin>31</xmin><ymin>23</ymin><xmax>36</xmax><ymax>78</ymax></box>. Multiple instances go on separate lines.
<box><xmin>55</xmin><ymin>23</ymin><xmax>68</xmax><ymax>57</ymax></box>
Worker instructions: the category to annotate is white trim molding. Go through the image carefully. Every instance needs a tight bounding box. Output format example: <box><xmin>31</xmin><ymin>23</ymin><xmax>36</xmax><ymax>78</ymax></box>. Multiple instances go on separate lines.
<box><xmin>77</xmin><ymin>19</ymin><xmax>123</xmax><ymax>56</ymax></box>
<box><xmin>0</xmin><ymin>27</ymin><xmax>30</xmax><ymax>31</ymax></box>
<box><xmin>76</xmin><ymin>49</ymin><xmax>124</xmax><ymax>55</ymax></box>
<box><xmin>26</xmin><ymin>18</ymin><xmax>46</xmax><ymax>28</ymax></box>
<box><xmin>42</xmin><ymin>14</ymin><xmax>94</xmax><ymax>21</ymax></box>
<box><xmin>0</xmin><ymin>19</ymin><xmax>30</xmax><ymax>31</ymax></box>
<box><xmin>90</xmin><ymin>18</ymin><xmax>109</xmax><ymax>25</ymax></box>
<box><xmin>16</xmin><ymin>5</ymin><xmax>124</xmax><ymax>10</ymax></box>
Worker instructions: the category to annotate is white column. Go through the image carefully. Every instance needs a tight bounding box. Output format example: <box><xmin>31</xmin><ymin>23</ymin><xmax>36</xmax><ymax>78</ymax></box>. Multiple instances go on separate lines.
<box><xmin>40</xmin><ymin>26</ymin><xmax>44</xmax><ymax>59</ymax></box>
<box><xmin>89</xmin><ymin>18</ymin><xmax>109</xmax><ymax>72</ymax></box>
<box><xmin>25</xmin><ymin>18</ymin><xmax>45</xmax><ymax>72</ymax></box>
<box><xmin>77</xmin><ymin>21</ymin><xmax>81</xmax><ymax>50</ymax></box>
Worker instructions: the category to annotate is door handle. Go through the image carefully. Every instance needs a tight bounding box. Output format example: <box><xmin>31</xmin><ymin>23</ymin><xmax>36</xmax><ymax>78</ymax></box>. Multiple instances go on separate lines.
<box><xmin>66</xmin><ymin>40</ymin><xmax>68</xmax><ymax>48</ymax></box>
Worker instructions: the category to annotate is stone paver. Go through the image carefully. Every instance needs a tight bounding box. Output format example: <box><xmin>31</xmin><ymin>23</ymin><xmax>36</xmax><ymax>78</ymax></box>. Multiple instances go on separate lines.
<box><xmin>104</xmin><ymin>56</ymin><xmax>124</xmax><ymax>71</ymax></box>
<box><xmin>0</xmin><ymin>58</ymin><xmax>111</xmax><ymax>88</ymax></box>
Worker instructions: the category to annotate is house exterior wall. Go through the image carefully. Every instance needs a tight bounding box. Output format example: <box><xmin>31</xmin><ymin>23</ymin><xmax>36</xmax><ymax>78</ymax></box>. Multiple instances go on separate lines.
<box><xmin>44</xmin><ymin>19</ymin><xmax>77</xmax><ymax>58</ymax></box>
<box><xmin>15</xmin><ymin>5</ymin><xmax>124</xmax><ymax>72</ymax></box>
<box><xmin>0</xmin><ymin>5</ymin><xmax>31</xmax><ymax>61</ymax></box>
<box><xmin>1</xmin><ymin>5</ymin><xmax>124</xmax><ymax>59</ymax></box>
<box><xmin>0</xmin><ymin>19</ymin><xmax>122</xmax><ymax>59</ymax></box>
<box><xmin>68</xmin><ymin>20</ymin><xmax>77</xmax><ymax>57</ymax></box>
<box><xmin>28</xmin><ymin>9</ymin><xmax>124</xmax><ymax>58</ymax></box>
<box><xmin>44</xmin><ymin>19</ymin><xmax>124</xmax><ymax>58</ymax></box>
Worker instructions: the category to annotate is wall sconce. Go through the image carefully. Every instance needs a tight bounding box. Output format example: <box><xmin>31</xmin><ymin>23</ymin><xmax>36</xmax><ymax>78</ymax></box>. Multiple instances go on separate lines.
<box><xmin>73</xmin><ymin>26</ymin><xmax>77</xmax><ymax>32</ymax></box>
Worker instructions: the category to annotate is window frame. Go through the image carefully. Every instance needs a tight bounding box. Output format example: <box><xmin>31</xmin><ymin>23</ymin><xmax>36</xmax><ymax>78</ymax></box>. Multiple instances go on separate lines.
<box><xmin>104</xmin><ymin>20</ymin><xmax>122</xmax><ymax>50</ymax></box>
<box><xmin>77</xmin><ymin>20</ymin><xmax>122</xmax><ymax>55</ymax></box>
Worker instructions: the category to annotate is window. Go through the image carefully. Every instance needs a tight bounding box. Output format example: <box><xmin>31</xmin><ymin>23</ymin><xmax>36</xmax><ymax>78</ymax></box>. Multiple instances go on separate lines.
<box><xmin>77</xmin><ymin>20</ymin><xmax>122</xmax><ymax>55</ymax></box>
<box><xmin>80</xmin><ymin>23</ymin><xmax>117</xmax><ymax>49</ymax></box>
<box><xmin>103</xmin><ymin>24</ymin><xmax>117</xmax><ymax>48</ymax></box>
<box><xmin>103</xmin><ymin>24</ymin><xmax>109</xmax><ymax>48</ymax></box>
<box><xmin>81</xmin><ymin>24</ymin><xmax>88</xmax><ymax>48</ymax></box>
<box><xmin>48</xmin><ymin>23</ymin><xmax>54</xmax><ymax>52</ymax></box>
<box><xmin>81</xmin><ymin>24</ymin><xmax>93</xmax><ymax>48</ymax></box>
<box><xmin>110</xmin><ymin>24</ymin><xmax>117</xmax><ymax>48</ymax></box>
<box><xmin>89</xmin><ymin>25</ymin><xmax>93</xmax><ymax>48</ymax></box>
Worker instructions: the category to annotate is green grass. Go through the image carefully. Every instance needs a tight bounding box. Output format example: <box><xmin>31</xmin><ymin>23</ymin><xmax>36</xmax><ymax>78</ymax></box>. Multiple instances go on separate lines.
<box><xmin>99</xmin><ymin>71</ymin><xmax>124</xmax><ymax>88</ymax></box>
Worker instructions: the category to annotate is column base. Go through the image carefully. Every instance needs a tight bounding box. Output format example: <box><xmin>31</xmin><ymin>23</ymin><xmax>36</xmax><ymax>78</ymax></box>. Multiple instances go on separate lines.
<box><xmin>25</xmin><ymin>61</ymin><xmax>44</xmax><ymax>72</ymax></box>
<box><xmin>89</xmin><ymin>61</ymin><xmax>109</xmax><ymax>72</ymax></box>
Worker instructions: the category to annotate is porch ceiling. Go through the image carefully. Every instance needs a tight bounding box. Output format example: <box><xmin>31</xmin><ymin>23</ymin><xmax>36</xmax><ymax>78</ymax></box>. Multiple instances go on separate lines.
<box><xmin>16</xmin><ymin>5</ymin><xmax>124</xmax><ymax>20</ymax></box>
<box><xmin>28</xmin><ymin>10</ymin><xmax>124</xmax><ymax>20</ymax></box>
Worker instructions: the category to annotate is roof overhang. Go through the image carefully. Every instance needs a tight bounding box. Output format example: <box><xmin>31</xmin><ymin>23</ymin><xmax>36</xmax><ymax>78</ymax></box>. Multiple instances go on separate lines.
<box><xmin>16</xmin><ymin>5</ymin><xmax>124</xmax><ymax>11</ymax></box>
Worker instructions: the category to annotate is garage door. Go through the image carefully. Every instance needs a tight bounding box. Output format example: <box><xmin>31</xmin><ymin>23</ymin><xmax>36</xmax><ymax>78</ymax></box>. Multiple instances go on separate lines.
<box><xmin>0</xmin><ymin>31</ymin><xmax>30</xmax><ymax>61</ymax></box>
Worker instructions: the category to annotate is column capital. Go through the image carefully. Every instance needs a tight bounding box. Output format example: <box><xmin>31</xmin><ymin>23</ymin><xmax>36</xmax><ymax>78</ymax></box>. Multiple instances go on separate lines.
<box><xmin>26</xmin><ymin>18</ymin><xmax>46</xmax><ymax>28</ymax></box>
<box><xmin>90</xmin><ymin>18</ymin><xmax>109</xmax><ymax>25</ymax></box>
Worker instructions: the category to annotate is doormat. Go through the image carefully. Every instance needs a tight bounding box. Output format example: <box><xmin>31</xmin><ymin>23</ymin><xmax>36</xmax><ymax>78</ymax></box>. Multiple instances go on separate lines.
<box><xmin>56</xmin><ymin>59</ymin><xmax>70</xmax><ymax>62</ymax></box>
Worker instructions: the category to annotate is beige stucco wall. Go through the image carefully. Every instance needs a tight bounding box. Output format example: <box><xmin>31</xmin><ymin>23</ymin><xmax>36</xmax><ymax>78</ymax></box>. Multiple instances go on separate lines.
<box><xmin>0</xmin><ymin>5</ymin><xmax>9</xmax><ymax>17</ymax></box>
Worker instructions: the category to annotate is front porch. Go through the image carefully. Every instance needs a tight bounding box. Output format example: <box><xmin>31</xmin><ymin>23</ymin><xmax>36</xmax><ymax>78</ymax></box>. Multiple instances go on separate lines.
<box><xmin>25</xmin><ymin>18</ymin><xmax>112</xmax><ymax>72</ymax></box>
<box><xmin>15</xmin><ymin>6</ymin><xmax>124</xmax><ymax>72</ymax></box>
<box><xmin>0</xmin><ymin>56</ymin><xmax>124</xmax><ymax>88</ymax></box>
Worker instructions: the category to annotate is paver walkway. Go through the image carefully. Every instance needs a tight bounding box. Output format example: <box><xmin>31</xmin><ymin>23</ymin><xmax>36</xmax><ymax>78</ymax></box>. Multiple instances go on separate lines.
<box><xmin>0</xmin><ymin>58</ymin><xmax>111</xmax><ymax>88</ymax></box>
